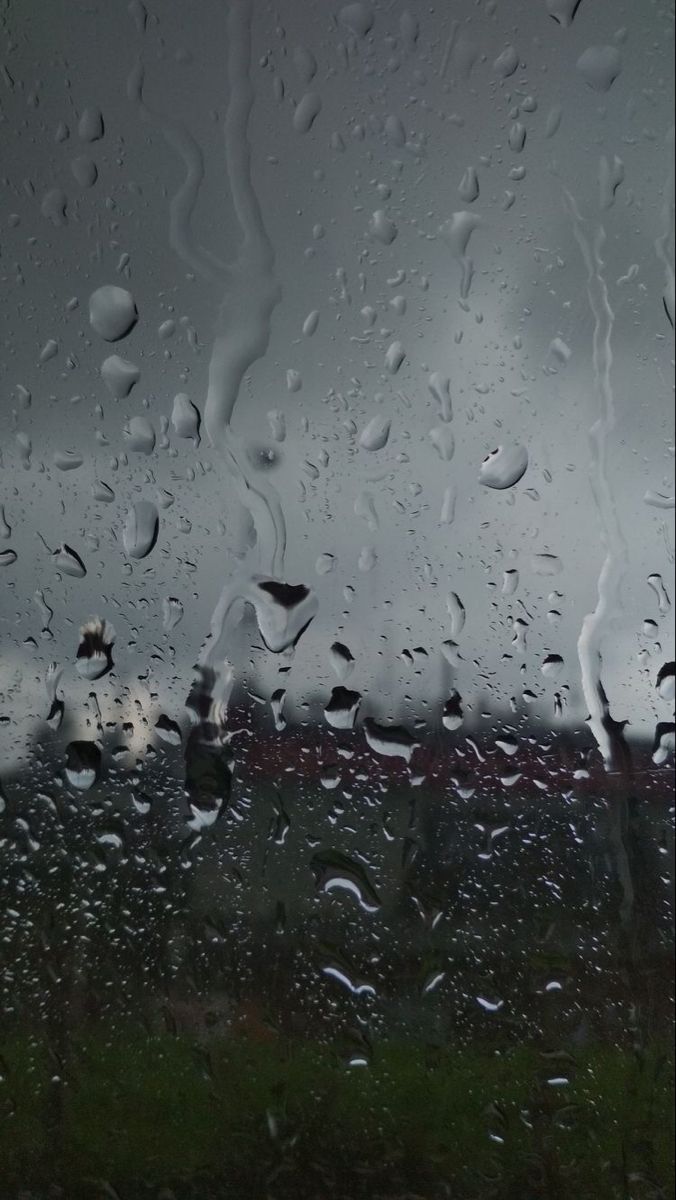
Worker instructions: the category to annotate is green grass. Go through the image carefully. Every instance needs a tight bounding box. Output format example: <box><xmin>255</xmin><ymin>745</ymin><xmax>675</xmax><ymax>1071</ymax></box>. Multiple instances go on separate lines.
<box><xmin>0</xmin><ymin>1029</ymin><xmax>673</xmax><ymax>1198</ymax></box>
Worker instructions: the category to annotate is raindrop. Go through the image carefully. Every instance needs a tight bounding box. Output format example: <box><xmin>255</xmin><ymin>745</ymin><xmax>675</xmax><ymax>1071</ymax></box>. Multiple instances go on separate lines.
<box><xmin>171</xmin><ymin>393</ymin><xmax>201</xmax><ymax>440</ymax></box>
<box><xmin>311</xmin><ymin>849</ymin><xmax>381</xmax><ymax>912</ymax></box>
<box><xmin>101</xmin><ymin>355</ymin><xmax>140</xmax><ymax>399</ymax></box>
<box><xmin>648</xmin><ymin>573</ymin><xmax>671</xmax><ymax>614</ymax></box>
<box><xmin>546</xmin><ymin>0</ymin><xmax>585</xmax><ymax>26</ymax></box>
<box><xmin>65</xmin><ymin>741</ymin><xmax>101</xmax><ymax>790</ymax></box>
<box><xmin>359</xmin><ymin>415</ymin><xmax>391</xmax><ymax>451</ymax></box>
<box><xmin>384</xmin><ymin>341</ymin><xmax>405</xmax><ymax>373</ymax></box>
<box><xmin>493</xmin><ymin>45</ymin><xmax>519</xmax><ymax>78</ymax></box>
<box><xmin>71</xmin><ymin>155</ymin><xmax>97</xmax><ymax>188</ymax></box>
<box><xmin>532</xmin><ymin>553</ymin><xmax>563</xmax><ymax>576</ymax></box>
<box><xmin>124</xmin><ymin>416</ymin><xmax>155</xmax><ymax>455</ymax></box>
<box><xmin>324</xmin><ymin>687</ymin><xmax>362</xmax><ymax>730</ymax></box>
<box><xmin>89</xmin><ymin>285</ymin><xmax>138</xmax><ymax>342</ymax></box>
<box><xmin>363</xmin><ymin>718</ymin><xmax>419</xmax><ymax>762</ymax></box>
<box><xmin>339</xmin><ymin>3</ymin><xmax>374</xmax><ymax>38</ymax></box>
<box><xmin>479</xmin><ymin>444</ymin><xmax>529</xmax><ymax>489</ymax></box>
<box><xmin>248</xmin><ymin>578</ymin><xmax>318</xmax><ymax>652</ymax></box>
<box><xmin>78</xmin><ymin>105</ymin><xmax>104</xmax><ymax>141</ymax></box>
<box><xmin>330</xmin><ymin>642</ymin><xmax>355</xmax><ymax>680</ymax></box>
<box><xmin>302</xmin><ymin>309</ymin><xmax>320</xmax><ymax>337</ymax></box>
<box><xmin>53</xmin><ymin>544</ymin><xmax>86</xmax><ymax>578</ymax></box>
<box><xmin>458</xmin><ymin>166</ymin><xmax>479</xmax><ymax>203</ymax></box>
<box><xmin>369</xmin><ymin>210</ymin><xmax>398</xmax><ymax>245</ymax></box>
<box><xmin>293</xmin><ymin>92</ymin><xmax>322</xmax><ymax>134</ymax></box>
<box><xmin>576</xmin><ymin>45</ymin><xmax>622</xmax><ymax>92</ymax></box>
<box><xmin>429</xmin><ymin>425</ymin><xmax>455</xmax><ymax>461</ymax></box>
<box><xmin>162</xmin><ymin>596</ymin><xmax>184</xmax><ymax>632</ymax></box>
<box><xmin>123</xmin><ymin>501</ymin><xmax>159</xmax><ymax>559</ymax></box>
<box><xmin>442</xmin><ymin>691</ymin><xmax>464</xmax><ymax>731</ymax></box>
<box><xmin>155</xmin><ymin>714</ymin><xmax>182</xmax><ymax>746</ymax></box>
<box><xmin>502</xmin><ymin>569</ymin><xmax>519</xmax><ymax>595</ymax></box>
<box><xmin>656</xmin><ymin>663</ymin><xmax>675</xmax><ymax>702</ymax></box>
<box><xmin>53</xmin><ymin>450</ymin><xmax>83</xmax><ymax>472</ymax></box>
<box><xmin>75</xmin><ymin>619</ymin><xmax>115</xmax><ymax>680</ymax></box>
<box><xmin>446</xmin><ymin>592</ymin><xmax>466</xmax><ymax>638</ymax></box>
<box><xmin>541</xmin><ymin>654</ymin><xmax>565</xmax><ymax>679</ymax></box>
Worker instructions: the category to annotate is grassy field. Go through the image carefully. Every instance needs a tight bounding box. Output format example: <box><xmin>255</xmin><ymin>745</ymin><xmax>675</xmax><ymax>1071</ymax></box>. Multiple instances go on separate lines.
<box><xmin>0</xmin><ymin>1026</ymin><xmax>672</xmax><ymax>1199</ymax></box>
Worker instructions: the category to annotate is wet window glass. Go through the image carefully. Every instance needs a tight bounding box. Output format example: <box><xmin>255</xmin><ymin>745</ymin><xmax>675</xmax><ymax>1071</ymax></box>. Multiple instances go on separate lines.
<box><xmin>0</xmin><ymin>1</ymin><xmax>674</xmax><ymax>1197</ymax></box>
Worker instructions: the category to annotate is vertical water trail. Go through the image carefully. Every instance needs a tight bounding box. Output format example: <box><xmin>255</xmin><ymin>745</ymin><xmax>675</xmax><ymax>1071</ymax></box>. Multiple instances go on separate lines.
<box><xmin>128</xmin><ymin>0</ymin><xmax>286</xmax><ymax>579</ymax></box>
<box><xmin>565</xmin><ymin>192</ymin><xmax>630</xmax><ymax>773</ymax></box>
<box><xmin>203</xmin><ymin>0</ymin><xmax>285</xmax><ymax>580</ymax></box>
<box><xmin>655</xmin><ymin>126</ymin><xmax>675</xmax><ymax>329</ymax></box>
<box><xmin>127</xmin><ymin>60</ymin><xmax>225</xmax><ymax>283</ymax></box>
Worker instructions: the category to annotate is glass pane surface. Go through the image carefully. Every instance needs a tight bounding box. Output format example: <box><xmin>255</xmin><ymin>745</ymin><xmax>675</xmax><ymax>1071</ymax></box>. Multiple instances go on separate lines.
<box><xmin>0</xmin><ymin>1</ymin><xmax>674</xmax><ymax>1197</ymax></box>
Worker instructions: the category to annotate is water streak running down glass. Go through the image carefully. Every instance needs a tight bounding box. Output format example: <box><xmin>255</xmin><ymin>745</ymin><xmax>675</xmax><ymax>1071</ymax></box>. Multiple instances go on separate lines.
<box><xmin>0</xmin><ymin>0</ymin><xmax>674</xmax><ymax>1197</ymax></box>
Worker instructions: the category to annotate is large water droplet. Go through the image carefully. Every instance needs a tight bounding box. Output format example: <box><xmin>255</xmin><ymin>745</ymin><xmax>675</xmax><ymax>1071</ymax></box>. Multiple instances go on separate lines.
<box><xmin>123</xmin><ymin>501</ymin><xmax>159</xmax><ymax>559</ymax></box>
<box><xmin>359</xmin><ymin>415</ymin><xmax>391</xmax><ymax>451</ymax></box>
<box><xmin>576</xmin><ymin>45</ymin><xmax>621</xmax><ymax>92</ymax></box>
<box><xmin>101</xmin><ymin>355</ymin><xmax>140</xmax><ymax>399</ymax></box>
<box><xmin>324</xmin><ymin>687</ymin><xmax>362</xmax><ymax>730</ymax></box>
<box><xmin>479</xmin><ymin>444</ymin><xmax>529</xmax><ymax>489</ymax></box>
<box><xmin>75</xmin><ymin>619</ymin><xmax>115</xmax><ymax>680</ymax></box>
<box><xmin>248</xmin><ymin>578</ymin><xmax>318</xmax><ymax>653</ymax></box>
<box><xmin>311</xmin><ymin>849</ymin><xmax>381</xmax><ymax>912</ymax></box>
<box><xmin>89</xmin><ymin>285</ymin><xmax>138</xmax><ymax>342</ymax></box>
<box><xmin>363</xmin><ymin>718</ymin><xmax>419</xmax><ymax>762</ymax></box>
<box><xmin>339</xmin><ymin>3</ymin><xmax>374</xmax><ymax>38</ymax></box>
<box><xmin>54</xmin><ymin>544</ymin><xmax>86</xmax><ymax>578</ymax></box>
<box><xmin>65</xmin><ymin>741</ymin><xmax>101</xmax><ymax>790</ymax></box>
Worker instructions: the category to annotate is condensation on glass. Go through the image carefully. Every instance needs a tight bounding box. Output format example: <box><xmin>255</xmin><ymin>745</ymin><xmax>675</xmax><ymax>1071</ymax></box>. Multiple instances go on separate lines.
<box><xmin>0</xmin><ymin>0</ymin><xmax>673</xmax><ymax>1197</ymax></box>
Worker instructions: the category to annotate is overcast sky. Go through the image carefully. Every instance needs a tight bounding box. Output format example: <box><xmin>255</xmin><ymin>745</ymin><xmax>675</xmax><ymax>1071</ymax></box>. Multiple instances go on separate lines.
<box><xmin>0</xmin><ymin>0</ymin><xmax>674</xmax><ymax>771</ymax></box>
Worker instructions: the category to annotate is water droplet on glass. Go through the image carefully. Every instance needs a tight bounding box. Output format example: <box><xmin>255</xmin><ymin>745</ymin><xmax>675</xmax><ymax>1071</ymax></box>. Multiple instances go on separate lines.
<box><xmin>124</xmin><ymin>416</ymin><xmax>156</xmax><ymax>455</ymax></box>
<box><xmin>53</xmin><ymin>450</ymin><xmax>83</xmax><ymax>472</ymax></box>
<box><xmin>363</xmin><ymin>718</ymin><xmax>419</xmax><ymax>762</ymax></box>
<box><xmin>384</xmin><ymin>341</ymin><xmax>405</xmax><ymax>374</ymax></box>
<box><xmin>648</xmin><ymin>573</ymin><xmax>671</xmax><ymax>614</ymax></box>
<box><xmin>458</xmin><ymin>166</ymin><xmax>479</xmax><ymax>203</ymax></box>
<box><xmin>54</xmin><ymin>544</ymin><xmax>86</xmax><ymax>578</ymax></box>
<box><xmin>493</xmin><ymin>45</ymin><xmax>519</xmax><ymax>78</ymax></box>
<box><xmin>155</xmin><ymin>714</ymin><xmax>182</xmax><ymax>746</ymax></box>
<box><xmin>576</xmin><ymin>45</ymin><xmax>622</xmax><ymax>92</ymax></box>
<box><xmin>311</xmin><ymin>849</ymin><xmax>381</xmax><ymax>912</ymax></box>
<box><xmin>359</xmin><ymin>415</ymin><xmax>391</xmax><ymax>451</ymax></box>
<box><xmin>324</xmin><ymin>686</ymin><xmax>362</xmax><ymax>730</ymax></box>
<box><xmin>369</xmin><ymin>210</ymin><xmax>398</xmax><ymax>245</ymax></box>
<box><xmin>442</xmin><ymin>690</ymin><xmax>464</xmax><ymax>731</ymax></box>
<box><xmin>479</xmin><ymin>444</ymin><xmax>529</xmax><ymax>489</ymax></box>
<box><xmin>293</xmin><ymin>92</ymin><xmax>322</xmax><ymax>134</ymax></box>
<box><xmin>78</xmin><ymin>105</ymin><xmax>104</xmax><ymax>141</ymax></box>
<box><xmin>446</xmin><ymin>592</ymin><xmax>466</xmax><ymax>639</ymax></box>
<box><xmin>101</xmin><ymin>354</ymin><xmax>140</xmax><ymax>399</ymax></box>
<box><xmin>546</xmin><ymin>0</ymin><xmax>585</xmax><ymax>27</ymax></box>
<box><xmin>339</xmin><ymin>3</ymin><xmax>374</xmax><ymax>39</ymax></box>
<box><xmin>532</xmin><ymin>553</ymin><xmax>563</xmax><ymax>576</ymax></box>
<box><xmin>89</xmin><ymin>285</ymin><xmax>138</xmax><ymax>342</ymax></box>
<box><xmin>656</xmin><ymin>663</ymin><xmax>675</xmax><ymax>702</ymax></box>
<box><xmin>75</xmin><ymin>619</ymin><xmax>115</xmax><ymax>680</ymax></box>
<box><xmin>123</xmin><ymin>501</ymin><xmax>159</xmax><ymax>559</ymax></box>
<box><xmin>429</xmin><ymin>425</ymin><xmax>455</xmax><ymax>461</ymax></box>
<box><xmin>65</xmin><ymin>741</ymin><xmax>101</xmax><ymax>790</ymax></box>
<box><xmin>248</xmin><ymin>578</ymin><xmax>318</xmax><ymax>652</ymax></box>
